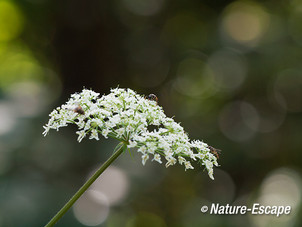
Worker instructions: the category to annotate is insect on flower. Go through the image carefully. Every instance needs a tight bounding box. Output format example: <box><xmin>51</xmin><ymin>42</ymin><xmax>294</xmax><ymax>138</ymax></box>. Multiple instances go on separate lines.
<box><xmin>209</xmin><ymin>146</ymin><xmax>221</xmax><ymax>159</ymax></box>
<box><xmin>73</xmin><ymin>105</ymin><xmax>85</xmax><ymax>115</ymax></box>
<box><xmin>147</xmin><ymin>94</ymin><xmax>158</xmax><ymax>103</ymax></box>
<box><xmin>43</xmin><ymin>88</ymin><xmax>219</xmax><ymax>180</ymax></box>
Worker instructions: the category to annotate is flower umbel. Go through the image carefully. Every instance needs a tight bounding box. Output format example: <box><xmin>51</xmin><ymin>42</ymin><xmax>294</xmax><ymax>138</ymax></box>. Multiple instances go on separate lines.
<box><xmin>43</xmin><ymin>87</ymin><xmax>219</xmax><ymax>179</ymax></box>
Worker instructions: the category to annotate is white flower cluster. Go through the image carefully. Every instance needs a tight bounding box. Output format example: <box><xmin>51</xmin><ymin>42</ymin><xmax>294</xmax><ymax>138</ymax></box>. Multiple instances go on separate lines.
<box><xmin>43</xmin><ymin>88</ymin><xmax>219</xmax><ymax>179</ymax></box>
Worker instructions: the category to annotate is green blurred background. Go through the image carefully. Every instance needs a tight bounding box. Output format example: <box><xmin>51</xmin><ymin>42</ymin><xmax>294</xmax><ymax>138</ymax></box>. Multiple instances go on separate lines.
<box><xmin>0</xmin><ymin>0</ymin><xmax>302</xmax><ymax>226</ymax></box>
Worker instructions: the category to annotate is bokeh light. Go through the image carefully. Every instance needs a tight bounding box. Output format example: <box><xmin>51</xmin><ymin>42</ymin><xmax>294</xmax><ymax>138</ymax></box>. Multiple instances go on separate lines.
<box><xmin>174</xmin><ymin>57</ymin><xmax>216</xmax><ymax>98</ymax></box>
<box><xmin>288</xmin><ymin>0</ymin><xmax>302</xmax><ymax>46</ymax></box>
<box><xmin>0</xmin><ymin>0</ymin><xmax>24</xmax><ymax>42</ymax></box>
<box><xmin>221</xmin><ymin>1</ymin><xmax>270</xmax><ymax>47</ymax></box>
<box><xmin>89</xmin><ymin>166</ymin><xmax>129</xmax><ymax>206</ymax></box>
<box><xmin>208</xmin><ymin>49</ymin><xmax>247</xmax><ymax>92</ymax></box>
<box><xmin>244</xmin><ymin>96</ymin><xmax>286</xmax><ymax>133</ymax></box>
<box><xmin>250</xmin><ymin>168</ymin><xmax>301</xmax><ymax>227</ymax></box>
<box><xmin>197</xmin><ymin>169</ymin><xmax>236</xmax><ymax>204</ymax></box>
<box><xmin>6</xmin><ymin>82</ymin><xmax>50</xmax><ymax>117</ymax></box>
<box><xmin>0</xmin><ymin>43</ymin><xmax>45</xmax><ymax>89</ymax></box>
<box><xmin>219</xmin><ymin>101</ymin><xmax>258</xmax><ymax>142</ymax></box>
<box><xmin>0</xmin><ymin>102</ymin><xmax>16</xmax><ymax>135</ymax></box>
<box><xmin>73</xmin><ymin>189</ymin><xmax>110</xmax><ymax>226</ymax></box>
<box><xmin>273</xmin><ymin>68</ymin><xmax>302</xmax><ymax>113</ymax></box>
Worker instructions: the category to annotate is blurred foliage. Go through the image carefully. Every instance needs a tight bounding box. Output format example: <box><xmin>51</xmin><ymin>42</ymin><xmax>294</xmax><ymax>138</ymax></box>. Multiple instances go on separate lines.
<box><xmin>0</xmin><ymin>0</ymin><xmax>302</xmax><ymax>226</ymax></box>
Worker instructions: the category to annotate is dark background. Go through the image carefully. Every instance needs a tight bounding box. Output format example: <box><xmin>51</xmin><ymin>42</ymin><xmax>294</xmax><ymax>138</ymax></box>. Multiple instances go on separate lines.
<box><xmin>0</xmin><ymin>0</ymin><xmax>302</xmax><ymax>226</ymax></box>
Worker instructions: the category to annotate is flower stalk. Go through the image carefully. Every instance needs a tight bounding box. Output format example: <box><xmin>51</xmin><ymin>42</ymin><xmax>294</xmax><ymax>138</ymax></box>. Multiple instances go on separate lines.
<box><xmin>45</xmin><ymin>142</ymin><xmax>127</xmax><ymax>227</ymax></box>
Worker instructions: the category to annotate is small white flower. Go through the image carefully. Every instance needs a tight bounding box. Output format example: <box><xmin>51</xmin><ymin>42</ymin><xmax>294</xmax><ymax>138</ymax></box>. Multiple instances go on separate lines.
<box><xmin>114</xmin><ymin>128</ymin><xmax>124</xmax><ymax>137</ymax></box>
<box><xmin>42</xmin><ymin>125</ymin><xmax>50</xmax><ymax>136</ymax></box>
<box><xmin>204</xmin><ymin>160</ymin><xmax>213</xmax><ymax>172</ymax></box>
<box><xmin>208</xmin><ymin>169</ymin><xmax>214</xmax><ymax>180</ymax></box>
<box><xmin>127</xmin><ymin>140</ymin><xmax>137</xmax><ymax>148</ymax></box>
<box><xmin>89</xmin><ymin>129</ymin><xmax>99</xmax><ymax>140</ymax></box>
<box><xmin>142</xmin><ymin>154</ymin><xmax>149</xmax><ymax>165</ymax></box>
<box><xmin>138</xmin><ymin>146</ymin><xmax>147</xmax><ymax>154</ymax></box>
<box><xmin>178</xmin><ymin>156</ymin><xmax>186</xmax><ymax>165</ymax></box>
<box><xmin>152</xmin><ymin>154</ymin><xmax>162</xmax><ymax>163</ymax></box>
<box><xmin>102</xmin><ymin>128</ymin><xmax>110</xmax><ymax>139</ymax></box>
<box><xmin>165</xmin><ymin>155</ymin><xmax>177</xmax><ymax>168</ymax></box>
<box><xmin>43</xmin><ymin>87</ymin><xmax>219</xmax><ymax>179</ymax></box>
<box><xmin>76</xmin><ymin>130</ymin><xmax>86</xmax><ymax>142</ymax></box>
<box><xmin>184</xmin><ymin>161</ymin><xmax>194</xmax><ymax>171</ymax></box>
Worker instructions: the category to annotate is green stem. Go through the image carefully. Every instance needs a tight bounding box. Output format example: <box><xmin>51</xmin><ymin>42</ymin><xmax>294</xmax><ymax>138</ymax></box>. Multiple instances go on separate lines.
<box><xmin>45</xmin><ymin>142</ymin><xmax>126</xmax><ymax>227</ymax></box>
